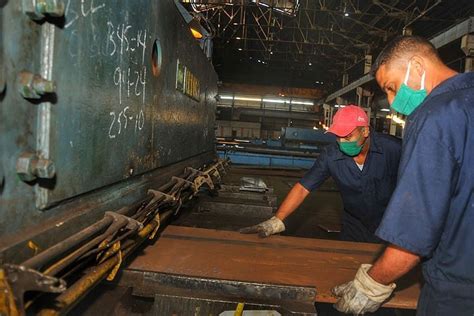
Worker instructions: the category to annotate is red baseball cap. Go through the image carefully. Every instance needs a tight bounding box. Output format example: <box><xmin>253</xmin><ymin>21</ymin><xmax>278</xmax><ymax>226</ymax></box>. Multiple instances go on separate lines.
<box><xmin>327</xmin><ymin>105</ymin><xmax>369</xmax><ymax>137</ymax></box>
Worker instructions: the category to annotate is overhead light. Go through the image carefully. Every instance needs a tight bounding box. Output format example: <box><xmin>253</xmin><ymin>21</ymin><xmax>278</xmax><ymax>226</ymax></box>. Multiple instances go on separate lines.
<box><xmin>219</xmin><ymin>95</ymin><xmax>234</xmax><ymax>100</ymax></box>
<box><xmin>321</xmin><ymin>81</ymin><xmax>324</xmax><ymax>84</ymax></box>
<box><xmin>344</xmin><ymin>12</ymin><xmax>349</xmax><ymax>17</ymax></box>
<box><xmin>263</xmin><ymin>98</ymin><xmax>286</xmax><ymax>104</ymax></box>
<box><xmin>238</xmin><ymin>48</ymin><xmax>243</xmax><ymax>51</ymax></box>
<box><xmin>234</xmin><ymin>96</ymin><xmax>261</xmax><ymax>102</ymax></box>
<box><xmin>270</xmin><ymin>51</ymin><xmax>274</xmax><ymax>55</ymax></box>
<box><xmin>257</xmin><ymin>59</ymin><xmax>261</xmax><ymax>63</ymax></box>
<box><xmin>335</xmin><ymin>104</ymin><xmax>346</xmax><ymax>108</ymax></box>
<box><xmin>233</xmin><ymin>22</ymin><xmax>238</xmax><ymax>26</ymax></box>
<box><xmin>291</xmin><ymin>100</ymin><xmax>314</xmax><ymax>105</ymax></box>
<box><xmin>308</xmin><ymin>62</ymin><xmax>312</xmax><ymax>66</ymax></box>
<box><xmin>315</xmin><ymin>81</ymin><xmax>320</xmax><ymax>84</ymax></box>
<box><xmin>190</xmin><ymin>27</ymin><xmax>203</xmax><ymax>39</ymax></box>
<box><xmin>380</xmin><ymin>108</ymin><xmax>390</xmax><ymax>112</ymax></box>
<box><xmin>188</xmin><ymin>18</ymin><xmax>204</xmax><ymax>39</ymax></box>
<box><xmin>236</xmin><ymin>37</ymin><xmax>241</xmax><ymax>40</ymax></box>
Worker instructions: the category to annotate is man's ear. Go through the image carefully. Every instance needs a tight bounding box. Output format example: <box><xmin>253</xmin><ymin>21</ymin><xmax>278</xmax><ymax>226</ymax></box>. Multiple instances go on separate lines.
<box><xmin>410</xmin><ymin>55</ymin><xmax>425</xmax><ymax>77</ymax></box>
<box><xmin>362</xmin><ymin>127</ymin><xmax>370</xmax><ymax>138</ymax></box>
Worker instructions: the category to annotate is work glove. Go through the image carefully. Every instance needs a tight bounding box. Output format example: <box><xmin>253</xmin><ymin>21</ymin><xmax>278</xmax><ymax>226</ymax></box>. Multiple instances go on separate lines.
<box><xmin>239</xmin><ymin>216</ymin><xmax>285</xmax><ymax>238</ymax></box>
<box><xmin>332</xmin><ymin>264</ymin><xmax>396</xmax><ymax>315</ymax></box>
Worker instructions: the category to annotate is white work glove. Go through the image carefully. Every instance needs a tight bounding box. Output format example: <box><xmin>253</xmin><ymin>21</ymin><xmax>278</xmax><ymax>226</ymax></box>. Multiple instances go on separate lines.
<box><xmin>332</xmin><ymin>264</ymin><xmax>396</xmax><ymax>315</ymax></box>
<box><xmin>239</xmin><ymin>216</ymin><xmax>285</xmax><ymax>238</ymax></box>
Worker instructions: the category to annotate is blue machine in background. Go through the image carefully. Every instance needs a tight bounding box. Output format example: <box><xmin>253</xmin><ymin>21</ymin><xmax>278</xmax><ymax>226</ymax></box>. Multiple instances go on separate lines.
<box><xmin>217</xmin><ymin>127</ymin><xmax>336</xmax><ymax>169</ymax></box>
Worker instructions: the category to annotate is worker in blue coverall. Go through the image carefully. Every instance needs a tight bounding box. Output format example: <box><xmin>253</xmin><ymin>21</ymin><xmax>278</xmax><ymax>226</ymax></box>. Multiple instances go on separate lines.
<box><xmin>332</xmin><ymin>35</ymin><xmax>474</xmax><ymax>315</ymax></box>
<box><xmin>240</xmin><ymin>105</ymin><xmax>402</xmax><ymax>244</ymax></box>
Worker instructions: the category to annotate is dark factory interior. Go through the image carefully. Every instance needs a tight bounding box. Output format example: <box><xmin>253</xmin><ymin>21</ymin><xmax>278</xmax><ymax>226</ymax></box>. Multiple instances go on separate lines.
<box><xmin>0</xmin><ymin>1</ymin><xmax>473</xmax><ymax>315</ymax></box>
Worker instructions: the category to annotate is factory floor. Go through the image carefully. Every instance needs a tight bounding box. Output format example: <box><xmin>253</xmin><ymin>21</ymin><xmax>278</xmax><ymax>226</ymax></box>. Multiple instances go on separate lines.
<box><xmin>216</xmin><ymin>165</ymin><xmax>344</xmax><ymax>240</ymax></box>
<box><xmin>172</xmin><ymin>165</ymin><xmax>415</xmax><ymax>316</ymax></box>
<box><xmin>71</xmin><ymin>165</ymin><xmax>415</xmax><ymax>316</ymax></box>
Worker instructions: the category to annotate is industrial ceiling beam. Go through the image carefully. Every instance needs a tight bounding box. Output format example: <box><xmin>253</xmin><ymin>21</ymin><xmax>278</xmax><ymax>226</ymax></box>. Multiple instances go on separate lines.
<box><xmin>326</xmin><ymin>16</ymin><xmax>474</xmax><ymax>102</ymax></box>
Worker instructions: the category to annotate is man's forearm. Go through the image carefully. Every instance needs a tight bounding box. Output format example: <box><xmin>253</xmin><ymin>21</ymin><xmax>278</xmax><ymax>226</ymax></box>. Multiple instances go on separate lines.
<box><xmin>275</xmin><ymin>182</ymin><xmax>310</xmax><ymax>220</ymax></box>
<box><xmin>368</xmin><ymin>244</ymin><xmax>421</xmax><ymax>285</ymax></box>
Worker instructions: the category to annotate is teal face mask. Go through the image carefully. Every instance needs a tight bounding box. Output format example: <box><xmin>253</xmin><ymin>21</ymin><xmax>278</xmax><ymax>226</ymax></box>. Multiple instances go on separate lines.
<box><xmin>338</xmin><ymin>134</ymin><xmax>365</xmax><ymax>157</ymax></box>
<box><xmin>391</xmin><ymin>61</ymin><xmax>427</xmax><ymax>116</ymax></box>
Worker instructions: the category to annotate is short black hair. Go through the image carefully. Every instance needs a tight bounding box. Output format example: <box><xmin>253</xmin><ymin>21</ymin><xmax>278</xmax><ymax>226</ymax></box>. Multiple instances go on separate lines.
<box><xmin>371</xmin><ymin>35</ymin><xmax>440</xmax><ymax>76</ymax></box>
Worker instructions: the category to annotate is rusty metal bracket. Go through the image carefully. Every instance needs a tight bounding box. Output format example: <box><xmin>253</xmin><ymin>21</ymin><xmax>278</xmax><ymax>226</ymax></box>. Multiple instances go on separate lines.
<box><xmin>149</xmin><ymin>213</ymin><xmax>161</xmax><ymax>240</ymax></box>
<box><xmin>187</xmin><ymin>167</ymin><xmax>215</xmax><ymax>191</ymax></box>
<box><xmin>0</xmin><ymin>264</ymin><xmax>66</xmax><ymax>315</ymax></box>
<box><xmin>0</xmin><ymin>269</ymin><xmax>20</xmax><ymax>316</ymax></box>
<box><xmin>105</xmin><ymin>242</ymin><xmax>122</xmax><ymax>282</ymax></box>
<box><xmin>105</xmin><ymin>211</ymin><xmax>143</xmax><ymax>232</ymax></box>
<box><xmin>147</xmin><ymin>189</ymin><xmax>176</xmax><ymax>204</ymax></box>
<box><xmin>171</xmin><ymin>176</ymin><xmax>197</xmax><ymax>196</ymax></box>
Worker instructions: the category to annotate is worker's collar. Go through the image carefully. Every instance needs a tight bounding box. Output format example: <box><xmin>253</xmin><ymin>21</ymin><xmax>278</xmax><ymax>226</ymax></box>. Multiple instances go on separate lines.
<box><xmin>333</xmin><ymin>128</ymin><xmax>383</xmax><ymax>161</ymax></box>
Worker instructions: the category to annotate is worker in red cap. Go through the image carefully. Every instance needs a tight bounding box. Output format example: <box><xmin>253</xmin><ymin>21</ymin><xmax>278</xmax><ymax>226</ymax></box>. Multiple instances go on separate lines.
<box><xmin>240</xmin><ymin>105</ymin><xmax>402</xmax><ymax>244</ymax></box>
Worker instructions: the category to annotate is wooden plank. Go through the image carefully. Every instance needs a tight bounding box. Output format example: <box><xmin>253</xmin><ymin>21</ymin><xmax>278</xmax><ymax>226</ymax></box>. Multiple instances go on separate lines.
<box><xmin>127</xmin><ymin>225</ymin><xmax>421</xmax><ymax>309</ymax></box>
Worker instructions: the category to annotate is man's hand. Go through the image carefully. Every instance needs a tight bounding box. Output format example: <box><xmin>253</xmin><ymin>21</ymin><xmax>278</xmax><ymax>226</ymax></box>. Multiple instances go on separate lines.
<box><xmin>239</xmin><ymin>216</ymin><xmax>285</xmax><ymax>238</ymax></box>
<box><xmin>332</xmin><ymin>264</ymin><xmax>396</xmax><ymax>314</ymax></box>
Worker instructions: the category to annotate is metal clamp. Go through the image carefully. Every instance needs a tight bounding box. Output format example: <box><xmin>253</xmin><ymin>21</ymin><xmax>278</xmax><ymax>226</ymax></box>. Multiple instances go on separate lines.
<box><xmin>171</xmin><ymin>176</ymin><xmax>197</xmax><ymax>196</ymax></box>
<box><xmin>105</xmin><ymin>211</ymin><xmax>143</xmax><ymax>232</ymax></box>
<box><xmin>105</xmin><ymin>242</ymin><xmax>122</xmax><ymax>281</ymax></box>
<box><xmin>149</xmin><ymin>213</ymin><xmax>161</xmax><ymax>240</ymax></box>
<box><xmin>0</xmin><ymin>264</ymin><xmax>66</xmax><ymax>315</ymax></box>
<box><xmin>187</xmin><ymin>167</ymin><xmax>215</xmax><ymax>191</ymax></box>
<box><xmin>147</xmin><ymin>189</ymin><xmax>176</xmax><ymax>204</ymax></box>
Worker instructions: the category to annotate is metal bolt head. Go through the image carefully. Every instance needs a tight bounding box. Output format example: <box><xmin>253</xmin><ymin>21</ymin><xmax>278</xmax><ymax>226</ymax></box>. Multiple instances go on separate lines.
<box><xmin>22</xmin><ymin>0</ymin><xmax>40</xmax><ymax>19</ymax></box>
<box><xmin>16</xmin><ymin>153</ymin><xmax>56</xmax><ymax>182</ymax></box>
<box><xmin>37</xmin><ymin>0</ymin><xmax>65</xmax><ymax>17</ymax></box>
<box><xmin>16</xmin><ymin>152</ymin><xmax>37</xmax><ymax>182</ymax></box>
<box><xmin>18</xmin><ymin>71</ymin><xmax>56</xmax><ymax>99</ymax></box>
<box><xmin>22</xmin><ymin>0</ymin><xmax>65</xmax><ymax>20</ymax></box>
<box><xmin>36</xmin><ymin>159</ymin><xmax>56</xmax><ymax>179</ymax></box>
<box><xmin>33</xmin><ymin>76</ymin><xmax>56</xmax><ymax>94</ymax></box>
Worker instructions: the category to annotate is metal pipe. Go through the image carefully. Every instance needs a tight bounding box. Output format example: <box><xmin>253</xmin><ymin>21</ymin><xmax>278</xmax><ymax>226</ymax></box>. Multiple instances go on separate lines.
<box><xmin>37</xmin><ymin>210</ymin><xmax>174</xmax><ymax>316</ymax></box>
<box><xmin>30</xmin><ymin>160</ymin><xmax>227</xmax><ymax>314</ymax></box>
<box><xmin>42</xmin><ymin>216</ymin><xmax>128</xmax><ymax>276</ymax></box>
<box><xmin>22</xmin><ymin>216</ymin><xmax>114</xmax><ymax>270</ymax></box>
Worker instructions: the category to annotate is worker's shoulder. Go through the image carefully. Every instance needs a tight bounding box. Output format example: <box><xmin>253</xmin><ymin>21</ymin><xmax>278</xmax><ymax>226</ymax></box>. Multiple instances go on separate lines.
<box><xmin>321</xmin><ymin>142</ymin><xmax>340</xmax><ymax>156</ymax></box>
<box><xmin>413</xmin><ymin>75</ymin><xmax>474</xmax><ymax>134</ymax></box>
<box><xmin>373</xmin><ymin>132</ymin><xmax>401</xmax><ymax>151</ymax></box>
<box><xmin>422</xmin><ymin>72</ymin><xmax>474</xmax><ymax>118</ymax></box>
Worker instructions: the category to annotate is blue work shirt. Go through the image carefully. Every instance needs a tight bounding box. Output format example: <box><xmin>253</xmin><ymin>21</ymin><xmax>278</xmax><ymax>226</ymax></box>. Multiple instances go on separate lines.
<box><xmin>299</xmin><ymin>131</ymin><xmax>401</xmax><ymax>242</ymax></box>
<box><xmin>376</xmin><ymin>72</ymin><xmax>474</xmax><ymax>315</ymax></box>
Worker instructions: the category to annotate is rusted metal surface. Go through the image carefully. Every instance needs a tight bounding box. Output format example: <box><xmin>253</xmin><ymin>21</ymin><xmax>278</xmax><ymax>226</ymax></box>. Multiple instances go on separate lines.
<box><xmin>1</xmin><ymin>159</ymin><xmax>229</xmax><ymax>315</ymax></box>
<box><xmin>0</xmin><ymin>152</ymin><xmax>213</xmax><ymax>265</ymax></box>
<box><xmin>0</xmin><ymin>0</ymin><xmax>218</xmax><ymax>234</ymax></box>
<box><xmin>217</xmin><ymin>191</ymin><xmax>277</xmax><ymax>207</ymax></box>
<box><xmin>118</xmin><ymin>270</ymin><xmax>317</xmax><ymax>315</ymax></box>
<box><xmin>1</xmin><ymin>264</ymin><xmax>66</xmax><ymax>315</ymax></box>
<box><xmin>126</xmin><ymin>225</ymin><xmax>421</xmax><ymax>310</ymax></box>
<box><xmin>198</xmin><ymin>198</ymin><xmax>276</xmax><ymax>216</ymax></box>
<box><xmin>174</xmin><ymin>183</ymin><xmax>278</xmax><ymax>231</ymax></box>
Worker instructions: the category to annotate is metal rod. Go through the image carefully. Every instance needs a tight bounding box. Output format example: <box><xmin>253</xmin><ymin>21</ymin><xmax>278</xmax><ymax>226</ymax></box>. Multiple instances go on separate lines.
<box><xmin>29</xmin><ymin>160</ymin><xmax>228</xmax><ymax>314</ymax></box>
<box><xmin>37</xmin><ymin>210</ymin><xmax>174</xmax><ymax>316</ymax></box>
<box><xmin>22</xmin><ymin>216</ymin><xmax>114</xmax><ymax>270</ymax></box>
<box><xmin>42</xmin><ymin>216</ymin><xmax>128</xmax><ymax>276</ymax></box>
